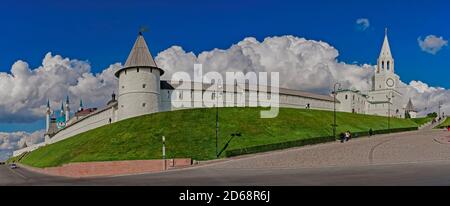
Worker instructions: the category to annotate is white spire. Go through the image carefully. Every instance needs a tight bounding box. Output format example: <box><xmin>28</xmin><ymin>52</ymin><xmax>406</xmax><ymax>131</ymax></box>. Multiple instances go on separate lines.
<box><xmin>377</xmin><ymin>28</ymin><xmax>394</xmax><ymax>73</ymax></box>
<box><xmin>379</xmin><ymin>28</ymin><xmax>393</xmax><ymax>59</ymax></box>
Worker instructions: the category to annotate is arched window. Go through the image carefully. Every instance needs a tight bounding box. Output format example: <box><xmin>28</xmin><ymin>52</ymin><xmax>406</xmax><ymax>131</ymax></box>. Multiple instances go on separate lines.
<box><xmin>382</xmin><ymin>61</ymin><xmax>385</xmax><ymax>69</ymax></box>
<box><xmin>345</xmin><ymin>95</ymin><xmax>348</xmax><ymax>100</ymax></box>
<box><xmin>387</xmin><ymin>61</ymin><xmax>390</xmax><ymax>71</ymax></box>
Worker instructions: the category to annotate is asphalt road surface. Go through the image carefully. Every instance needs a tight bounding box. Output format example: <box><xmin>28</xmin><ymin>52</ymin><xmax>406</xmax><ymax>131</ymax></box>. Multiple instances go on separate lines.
<box><xmin>2</xmin><ymin>126</ymin><xmax>450</xmax><ymax>186</ymax></box>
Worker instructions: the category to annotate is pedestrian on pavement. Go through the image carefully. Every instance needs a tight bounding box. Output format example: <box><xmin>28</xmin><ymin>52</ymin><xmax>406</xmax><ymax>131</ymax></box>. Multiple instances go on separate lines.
<box><xmin>340</xmin><ymin>132</ymin><xmax>345</xmax><ymax>143</ymax></box>
<box><xmin>369</xmin><ymin>128</ymin><xmax>373</xmax><ymax>137</ymax></box>
<box><xmin>345</xmin><ymin>131</ymin><xmax>350</xmax><ymax>142</ymax></box>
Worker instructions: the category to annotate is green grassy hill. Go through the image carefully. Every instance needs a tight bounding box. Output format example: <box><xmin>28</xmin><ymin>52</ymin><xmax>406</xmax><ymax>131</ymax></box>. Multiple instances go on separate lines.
<box><xmin>18</xmin><ymin>108</ymin><xmax>419</xmax><ymax>168</ymax></box>
<box><xmin>437</xmin><ymin>117</ymin><xmax>450</xmax><ymax>128</ymax></box>
<box><xmin>410</xmin><ymin>117</ymin><xmax>434</xmax><ymax>126</ymax></box>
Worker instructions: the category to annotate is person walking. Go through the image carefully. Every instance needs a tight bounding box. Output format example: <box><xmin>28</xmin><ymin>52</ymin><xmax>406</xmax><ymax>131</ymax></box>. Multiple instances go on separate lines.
<box><xmin>345</xmin><ymin>131</ymin><xmax>350</xmax><ymax>142</ymax></box>
<box><xmin>340</xmin><ymin>132</ymin><xmax>345</xmax><ymax>143</ymax></box>
<box><xmin>369</xmin><ymin>128</ymin><xmax>373</xmax><ymax>137</ymax></box>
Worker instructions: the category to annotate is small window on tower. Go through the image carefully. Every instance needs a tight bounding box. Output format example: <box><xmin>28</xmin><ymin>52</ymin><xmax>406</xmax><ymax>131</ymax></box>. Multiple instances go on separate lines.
<box><xmin>143</xmin><ymin>84</ymin><xmax>146</xmax><ymax>88</ymax></box>
<box><xmin>142</xmin><ymin>103</ymin><xmax>146</xmax><ymax>107</ymax></box>
<box><xmin>382</xmin><ymin>61</ymin><xmax>385</xmax><ymax>69</ymax></box>
<box><xmin>387</xmin><ymin>61</ymin><xmax>390</xmax><ymax>71</ymax></box>
<box><xmin>137</xmin><ymin>68</ymin><xmax>140</xmax><ymax>73</ymax></box>
<box><xmin>122</xmin><ymin>86</ymin><xmax>125</xmax><ymax>89</ymax></box>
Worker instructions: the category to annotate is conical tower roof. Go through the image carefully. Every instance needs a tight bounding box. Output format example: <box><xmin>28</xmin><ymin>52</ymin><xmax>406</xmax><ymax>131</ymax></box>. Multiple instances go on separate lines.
<box><xmin>405</xmin><ymin>98</ymin><xmax>416</xmax><ymax>112</ymax></box>
<box><xmin>379</xmin><ymin>28</ymin><xmax>393</xmax><ymax>59</ymax></box>
<box><xmin>115</xmin><ymin>33</ymin><xmax>164</xmax><ymax>77</ymax></box>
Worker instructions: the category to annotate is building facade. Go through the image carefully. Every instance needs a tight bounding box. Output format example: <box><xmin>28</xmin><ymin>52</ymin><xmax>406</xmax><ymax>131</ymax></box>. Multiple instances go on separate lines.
<box><xmin>335</xmin><ymin>29</ymin><xmax>406</xmax><ymax>118</ymax></box>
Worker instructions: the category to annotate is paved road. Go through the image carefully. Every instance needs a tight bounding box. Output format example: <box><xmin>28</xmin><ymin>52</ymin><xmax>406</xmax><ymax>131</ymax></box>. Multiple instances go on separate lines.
<box><xmin>2</xmin><ymin>127</ymin><xmax>450</xmax><ymax>186</ymax></box>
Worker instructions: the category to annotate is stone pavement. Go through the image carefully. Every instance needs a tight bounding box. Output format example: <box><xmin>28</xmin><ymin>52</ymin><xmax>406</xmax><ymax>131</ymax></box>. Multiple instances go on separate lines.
<box><xmin>204</xmin><ymin>128</ymin><xmax>450</xmax><ymax>170</ymax></box>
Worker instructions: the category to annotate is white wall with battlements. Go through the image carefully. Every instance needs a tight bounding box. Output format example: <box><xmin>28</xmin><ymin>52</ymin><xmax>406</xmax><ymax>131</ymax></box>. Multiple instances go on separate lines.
<box><xmin>161</xmin><ymin>87</ymin><xmax>337</xmax><ymax>112</ymax></box>
<box><xmin>13</xmin><ymin>104</ymin><xmax>118</xmax><ymax>157</ymax></box>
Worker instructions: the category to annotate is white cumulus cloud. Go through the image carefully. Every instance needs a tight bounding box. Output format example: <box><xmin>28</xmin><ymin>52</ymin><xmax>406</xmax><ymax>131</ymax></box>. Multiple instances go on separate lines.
<box><xmin>0</xmin><ymin>130</ymin><xmax>44</xmax><ymax>161</ymax></box>
<box><xmin>402</xmin><ymin>81</ymin><xmax>450</xmax><ymax>116</ymax></box>
<box><xmin>356</xmin><ymin>18</ymin><xmax>370</xmax><ymax>31</ymax></box>
<box><xmin>418</xmin><ymin>35</ymin><xmax>448</xmax><ymax>54</ymax></box>
<box><xmin>156</xmin><ymin>36</ymin><xmax>374</xmax><ymax>94</ymax></box>
<box><xmin>156</xmin><ymin>35</ymin><xmax>450</xmax><ymax>117</ymax></box>
<box><xmin>0</xmin><ymin>53</ymin><xmax>120</xmax><ymax>123</ymax></box>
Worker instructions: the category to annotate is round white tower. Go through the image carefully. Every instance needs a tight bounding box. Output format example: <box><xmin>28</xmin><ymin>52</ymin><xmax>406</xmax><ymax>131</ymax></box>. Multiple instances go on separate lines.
<box><xmin>114</xmin><ymin>32</ymin><xmax>164</xmax><ymax>121</ymax></box>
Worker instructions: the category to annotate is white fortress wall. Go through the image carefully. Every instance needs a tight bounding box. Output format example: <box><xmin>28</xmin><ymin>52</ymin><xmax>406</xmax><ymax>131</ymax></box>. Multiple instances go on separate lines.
<box><xmin>12</xmin><ymin>104</ymin><xmax>118</xmax><ymax>157</ymax></box>
<box><xmin>13</xmin><ymin>142</ymin><xmax>46</xmax><ymax>157</ymax></box>
<box><xmin>161</xmin><ymin>83</ymin><xmax>337</xmax><ymax>111</ymax></box>
<box><xmin>47</xmin><ymin>105</ymin><xmax>117</xmax><ymax>145</ymax></box>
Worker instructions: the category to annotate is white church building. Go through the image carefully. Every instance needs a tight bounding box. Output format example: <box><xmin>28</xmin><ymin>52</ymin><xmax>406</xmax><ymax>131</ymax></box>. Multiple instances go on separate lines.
<box><xmin>13</xmin><ymin>30</ymin><xmax>416</xmax><ymax>157</ymax></box>
<box><xmin>336</xmin><ymin>29</ymin><xmax>406</xmax><ymax>118</ymax></box>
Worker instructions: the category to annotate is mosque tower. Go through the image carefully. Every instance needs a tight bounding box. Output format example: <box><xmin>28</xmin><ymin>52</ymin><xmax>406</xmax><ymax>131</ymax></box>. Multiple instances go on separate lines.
<box><xmin>65</xmin><ymin>96</ymin><xmax>70</xmax><ymax>122</ymax></box>
<box><xmin>79</xmin><ymin>98</ymin><xmax>84</xmax><ymax>111</ymax></box>
<box><xmin>60</xmin><ymin>101</ymin><xmax>64</xmax><ymax>117</ymax></box>
<box><xmin>114</xmin><ymin>32</ymin><xmax>164</xmax><ymax>121</ymax></box>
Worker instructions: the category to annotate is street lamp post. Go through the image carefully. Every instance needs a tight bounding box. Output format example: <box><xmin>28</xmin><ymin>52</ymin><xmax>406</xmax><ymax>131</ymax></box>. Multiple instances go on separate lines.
<box><xmin>215</xmin><ymin>83</ymin><xmax>222</xmax><ymax>158</ymax></box>
<box><xmin>332</xmin><ymin>83</ymin><xmax>341</xmax><ymax>139</ymax></box>
<box><xmin>386</xmin><ymin>92</ymin><xmax>394</xmax><ymax>133</ymax></box>
<box><xmin>162</xmin><ymin>136</ymin><xmax>166</xmax><ymax>170</ymax></box>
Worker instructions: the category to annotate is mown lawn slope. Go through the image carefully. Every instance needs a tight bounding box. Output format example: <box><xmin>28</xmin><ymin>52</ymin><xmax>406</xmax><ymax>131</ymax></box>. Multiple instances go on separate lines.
<box><xmin>19</xmin><ymin>107</ymin><xmax>419</xmax><ymax>168</ymax></box>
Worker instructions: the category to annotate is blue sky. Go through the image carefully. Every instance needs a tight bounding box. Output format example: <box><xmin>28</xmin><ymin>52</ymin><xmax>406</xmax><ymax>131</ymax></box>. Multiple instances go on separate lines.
<box><xmin>0</xmin><ymin>0</ymin><xmax>449</xmax><ymax>132</ymax></box>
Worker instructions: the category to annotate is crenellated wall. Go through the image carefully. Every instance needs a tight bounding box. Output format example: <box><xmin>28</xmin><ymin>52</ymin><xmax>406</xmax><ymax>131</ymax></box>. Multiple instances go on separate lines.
<box><xmin>13</xmin><ymin>104</ymin><xmax>118</xmax><ymax>157</ymax></box>
<box><xmin>13</xmin><ymin>84</ymin><xmax>338</xmax><ymax>157</ymax></box>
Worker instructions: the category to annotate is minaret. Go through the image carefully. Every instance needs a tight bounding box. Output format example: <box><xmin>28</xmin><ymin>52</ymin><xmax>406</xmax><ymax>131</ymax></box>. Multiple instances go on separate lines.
<box><xmin>114</xmin><ymin>32</ymin><xmax>164</xmax><ymax>121</ymax></box>
<box><xmin>60</xmin><ymin>101</ymin><xmax>64</xmax><ymax>117</ymax></box>
<box><xmin>79</xmin><ymin>98</ymin><xmax>84</xmax><ymax>111</ymax></box>
<box><xmin>65</xmin><ymin>96</ymin><xmax>70</xmax><ymax>122</ymax></box>
<box><xmin>46</xmin><ymin>100</ymin><xmax>51</xmax><ymax>133</ymax></box>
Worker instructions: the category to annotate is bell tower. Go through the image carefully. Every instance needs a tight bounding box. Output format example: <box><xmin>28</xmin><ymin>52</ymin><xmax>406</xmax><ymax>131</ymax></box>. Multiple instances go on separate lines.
<box><xmin>373</xmin><ymin>28</ymin><xmax>399</xmax><ymax>91</ymax></box>
<box><xmin>369</xmin><ymin>28</ymin><xmax>403</xmax><ymax>117</ymax></box>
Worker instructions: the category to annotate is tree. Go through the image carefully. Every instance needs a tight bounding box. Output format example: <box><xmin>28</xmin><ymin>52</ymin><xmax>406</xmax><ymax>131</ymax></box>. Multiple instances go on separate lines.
<box><xmin>427</xmin><ymin>112</ymin><xmax>438</xmax><ymax>118</ymax></box>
